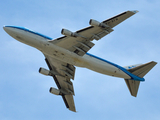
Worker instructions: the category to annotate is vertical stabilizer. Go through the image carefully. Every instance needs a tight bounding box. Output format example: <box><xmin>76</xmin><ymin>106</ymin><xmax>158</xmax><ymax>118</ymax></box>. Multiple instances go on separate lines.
<box><xmin>125</xmin><ymin>61</ymin><xmax>157</xmax><ymax>97</ymax></box>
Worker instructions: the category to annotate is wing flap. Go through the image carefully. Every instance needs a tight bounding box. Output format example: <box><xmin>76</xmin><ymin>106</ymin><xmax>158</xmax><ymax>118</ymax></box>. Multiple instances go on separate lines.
<box><xmin>50</xmin><ymin>37</ymin><xmax>95</xmax><ymax>56</ymax></box>
<box><xmin>71</xmin><ymin>41</ymin><xmax>95</xmax><ymax>56</ymax></box>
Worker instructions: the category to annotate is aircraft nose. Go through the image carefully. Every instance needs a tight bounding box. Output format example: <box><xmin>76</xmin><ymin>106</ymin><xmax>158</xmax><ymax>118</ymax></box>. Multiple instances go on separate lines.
<box><xmin>3</xmin><ymin>26</ymin><xmax>8</xmax><ymax>31</ymax></box>
<box><xmin>3</xmin><ymin>26</ymin><xmax>20</xmax><ymax>40</ymax></box>
<box><xmin>3</xmin><ymin>26</ymin><xmax>13</xmax><ymax>33</ymax></box>
<box><xmin>3</xmin><ymin>26</ymin><xmax>19</xmax><ymax>37</ymax></box>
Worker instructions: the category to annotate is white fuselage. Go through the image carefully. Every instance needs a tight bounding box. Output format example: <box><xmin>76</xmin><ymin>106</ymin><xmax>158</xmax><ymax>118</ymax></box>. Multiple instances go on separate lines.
<box><xmin>4</xmin><ymin>26</ymin><xmax>133</xmax><ymax>79</ymax></box>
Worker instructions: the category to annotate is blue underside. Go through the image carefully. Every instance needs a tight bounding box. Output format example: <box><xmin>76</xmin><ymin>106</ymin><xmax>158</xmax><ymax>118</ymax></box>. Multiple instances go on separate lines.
<box><xmin>5</xmin><ymin>26</ymin><xmax>144</xmax><ymax>81</ymax></box>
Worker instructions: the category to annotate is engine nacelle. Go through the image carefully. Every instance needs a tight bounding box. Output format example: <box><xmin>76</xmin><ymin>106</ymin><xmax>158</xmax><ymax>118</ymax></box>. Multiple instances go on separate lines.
<box><xmin>61</xmin><ymin>28</ymin><xmax>79</xmax><ymax>37</ymax></box>
<box><xmin>89</xmin><ymin>19</ymin><xmax>109</xmax><ymax>28</ymax></box>
<box><xmin>39</xmin><ymin>67</ymin><xmax>51</xmax><ymax>76</ymax></box>
<box><xmin>49</xmin><ymin>87</ymin><xmax>61</xmax><ymax>95</ymax></box>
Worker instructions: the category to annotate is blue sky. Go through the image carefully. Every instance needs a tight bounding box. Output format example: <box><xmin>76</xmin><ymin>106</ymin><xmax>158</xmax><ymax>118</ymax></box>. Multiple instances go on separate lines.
<box><xmin>0</xmin><ymin>0</ymin><xmax>160</xmax><ymax>120</ymax></box>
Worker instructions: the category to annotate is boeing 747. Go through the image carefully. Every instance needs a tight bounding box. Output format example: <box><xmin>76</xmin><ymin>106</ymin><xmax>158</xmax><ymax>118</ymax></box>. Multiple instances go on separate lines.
<box><xmin>3</xmin><ymin>10</ymin><xmax>157</xmax><ymax>112</ymax></box>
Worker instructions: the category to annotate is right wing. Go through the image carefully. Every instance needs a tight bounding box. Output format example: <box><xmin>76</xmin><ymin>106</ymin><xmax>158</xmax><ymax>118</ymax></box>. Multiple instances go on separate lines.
<box><xmin>44</xmin><ymin>54</ymin><xmax>76</xmax><ymax>112</ymax></box>
<box><xmin>49</xmin><ymin>10</ymin><xmax>138</xmax><ymax>56</ymax></box>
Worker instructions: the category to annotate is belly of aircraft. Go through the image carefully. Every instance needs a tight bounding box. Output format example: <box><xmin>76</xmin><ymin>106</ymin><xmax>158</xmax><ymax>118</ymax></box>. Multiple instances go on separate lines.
<box><xmin>11</xmin><ymin>30</ymin><xmax>131</xmax><ymax>80</ymax></box>
<box><xmin>75</xmin><ymin>54</ymin><xmax>131</xmax><ymax>79</ymax></box>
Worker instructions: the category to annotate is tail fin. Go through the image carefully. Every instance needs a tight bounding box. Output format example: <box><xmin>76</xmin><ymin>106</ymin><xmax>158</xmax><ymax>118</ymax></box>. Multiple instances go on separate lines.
<box><xmin>125</xmin><ymin>61</ymin><xmax>157</xmax><ymax>97</ymax></box>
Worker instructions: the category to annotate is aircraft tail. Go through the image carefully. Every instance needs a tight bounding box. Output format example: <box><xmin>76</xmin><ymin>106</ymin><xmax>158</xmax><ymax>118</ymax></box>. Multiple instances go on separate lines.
<box><xmin>125</xmin><ymin>61</ymin><xmax>157</xmax><ymax>97</ymax></box>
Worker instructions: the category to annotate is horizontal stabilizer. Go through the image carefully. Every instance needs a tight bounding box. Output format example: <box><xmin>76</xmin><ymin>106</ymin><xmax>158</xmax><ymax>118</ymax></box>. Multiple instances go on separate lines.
<box><xmin>125</xmin><ymin>61</ymin><xmax>157</xmax><ymax>97</ymax></box>
<box><xmin>127</xmin><ymin>61</ymin><xmax>157</xmax><ymax>78</ymax></box>
<box><xmin>125</xmin><ymin>79</ymin><xmax>140</xmax><ymax>97</ymax></box>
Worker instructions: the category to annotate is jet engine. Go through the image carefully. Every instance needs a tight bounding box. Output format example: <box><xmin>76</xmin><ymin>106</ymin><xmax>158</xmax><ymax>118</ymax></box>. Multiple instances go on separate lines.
<box><xmin>89</xmin><ymin>19</ymin><xmax>109</xmax><ymax>28</ymax></box>
<box><xmin>49</xmin><ymin>87</ymin><xmax>61</xmax><ymax>95</ymax></box>
<box><xmin>61</xmin><ymin>28</ymin><xmax>79</xmax><ymax>37</ymax></box>
<box><xmin>39</xmin><ymin>67</ymin><xmax>51</xmax><ymax>76</ymax></box>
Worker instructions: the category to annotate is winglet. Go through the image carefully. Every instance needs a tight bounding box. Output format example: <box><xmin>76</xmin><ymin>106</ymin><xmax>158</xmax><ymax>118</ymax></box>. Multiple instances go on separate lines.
<box><xmin>131</xmin><ymin>10</ymin><xmax>139</xmax><ymax>14</ymax></box>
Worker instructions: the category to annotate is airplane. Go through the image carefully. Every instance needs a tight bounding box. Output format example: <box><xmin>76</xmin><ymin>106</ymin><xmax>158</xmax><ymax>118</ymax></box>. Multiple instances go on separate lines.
<box><xmin>3</xmin><ymin>10</ymin><xmax>157</xmax><ymax>112</ymax></box>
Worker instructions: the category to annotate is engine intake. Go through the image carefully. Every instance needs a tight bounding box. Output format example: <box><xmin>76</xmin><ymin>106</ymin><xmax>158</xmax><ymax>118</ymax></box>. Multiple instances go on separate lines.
<box><xmin>61</xmin><ymin>29</ymin><xmax>79</xmax><ymax>37</ymax></box>
<box><xmin>39</xmin><ymin>67</ymin><xmax>52</xmax><ymax>76</ymax></box>
<box><xmin>49</xmin><ymin>87</ymin><xmax>61</xmax><ymax>95</ymax></box>
<box><xmin>89</xmin><ymin>19</ymin><xmax>109</xmax><ymax>28</ymax></box>
<box><xmin>39</xmin><ymin>67</ymin><xmax>61</xmax><ymax>77</ymax></box>
<box><xmin>39</xmin><ymin>67</ymin><xmax>51</xmax><ymax>76</ymax></box>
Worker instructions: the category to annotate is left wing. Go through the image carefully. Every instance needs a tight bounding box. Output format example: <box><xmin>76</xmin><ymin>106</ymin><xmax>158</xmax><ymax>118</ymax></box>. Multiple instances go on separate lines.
<box><xmin>49</xmin><ymin>10</ymin><xmax>138</xmax><ymax>56</ymax></box>
<box><xmin>44</xmin><ymin>54</ymin><xmax>76</xmax><ymax>112</ymax></box>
